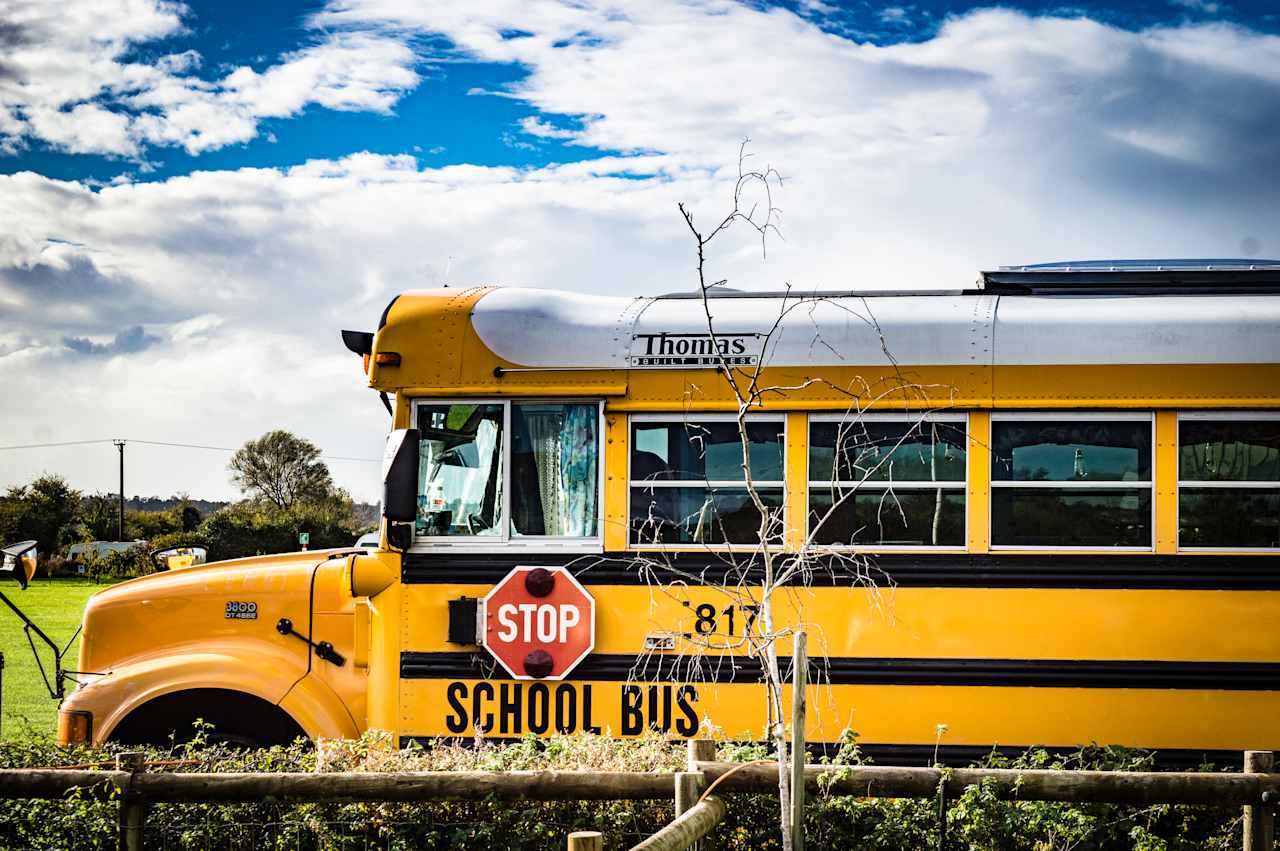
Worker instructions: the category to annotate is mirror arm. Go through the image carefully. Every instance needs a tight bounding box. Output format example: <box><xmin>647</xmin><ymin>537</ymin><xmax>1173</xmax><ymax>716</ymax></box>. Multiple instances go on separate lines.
<box><xmin>1</xmin><ymin>589</ymin><xmax>67</xmax><ymax>699</ymax></box>
<box><xmin>380</xmin><ymin>391</ymin><xmax>393</xmax><ymax>417</ymax></box>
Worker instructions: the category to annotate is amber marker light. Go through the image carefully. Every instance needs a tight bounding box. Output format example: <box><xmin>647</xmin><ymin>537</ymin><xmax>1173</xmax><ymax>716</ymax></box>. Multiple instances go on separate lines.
<box><xmin>58</xmin><ymin>709</ymin><xmax>93</xmax><ymax>745</ymax></box>
<box><xmin>374</xmin><ymin>352</ymin><xmax>401</xmax><ymax>366</ymax></box>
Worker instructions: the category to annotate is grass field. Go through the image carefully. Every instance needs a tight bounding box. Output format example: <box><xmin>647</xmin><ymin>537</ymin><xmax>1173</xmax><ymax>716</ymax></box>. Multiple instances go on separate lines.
<box><xmin>0</xmin><ymin>579</ymin><xmax>104</xmax><ymax>741</ymax></box>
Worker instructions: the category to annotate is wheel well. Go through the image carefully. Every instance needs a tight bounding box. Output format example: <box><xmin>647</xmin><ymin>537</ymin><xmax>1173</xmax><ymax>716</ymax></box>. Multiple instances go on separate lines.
<box><xmin>109</xmin><ymin>688</ymin><xmax>308</xmax><ymax>747</ymax></box>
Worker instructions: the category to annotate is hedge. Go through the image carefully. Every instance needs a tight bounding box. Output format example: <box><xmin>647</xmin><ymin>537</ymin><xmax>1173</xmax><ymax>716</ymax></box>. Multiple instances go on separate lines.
<box><xmin>0</xmin><ymin>731</ymin><xmax>1245</xmax><ymax>850</ymax></box>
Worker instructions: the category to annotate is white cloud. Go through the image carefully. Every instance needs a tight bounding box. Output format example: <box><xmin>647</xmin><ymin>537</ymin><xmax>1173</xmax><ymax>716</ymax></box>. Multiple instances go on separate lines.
<box><xmin>0</xmin><ymin>0</ymin><xmax>421</xmax><ymax>156</ymax></box>
<box><xmin>519</xmin><ymin>115</ymin><xmax>576</xmax><ymax>139</ymax></box>
<box><xmin>1171</xmin><ymin>0</ymin><xmax>1222</xmax><ymax>14</ymax></box>
<box><xmin>3</xmin><ymin>1</ymin><xmax>1280</xmax><ymax>500</ymax></box>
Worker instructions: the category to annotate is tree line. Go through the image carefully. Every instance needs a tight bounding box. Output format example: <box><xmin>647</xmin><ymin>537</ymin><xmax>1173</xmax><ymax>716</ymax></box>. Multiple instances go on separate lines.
<box><xmin>0</xmin><ymin>430</ymin><xmax>375</xmax><ymax>579</ymax></box>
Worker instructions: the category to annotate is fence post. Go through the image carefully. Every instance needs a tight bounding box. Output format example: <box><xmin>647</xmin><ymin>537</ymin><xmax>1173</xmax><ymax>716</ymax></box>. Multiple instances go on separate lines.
<box><xmin>116</xmin><ymin>751</ymin><xmax>147</xmax><ymax>851</ymax></box>
<box><xmin>1244</xmin><ymin>750</ymin><xmax>1274</xmax><ymax>851</ymax></box>
<box><xmin>791</xmin><ymin>630</ymin><xmax>807</xmax><ymax>851</ymax></box>
<box><xmin>675</xmin><ymin>770</ymin><xmax>708</xmax><ymax>851</ymax></box>
<box><xmin>687</xmin><ymin>739</ymin><xmax>716</xmax><ymax>770</ymax></box>
<box><xmin>567</xmin><ymin>831</ymin><xmax>603</xmax><ymax>851</ymax></box>
<box><xmin>676</xmin><ymin>772</ymin><xmax>706</xmax><ymax>816</ymax></box>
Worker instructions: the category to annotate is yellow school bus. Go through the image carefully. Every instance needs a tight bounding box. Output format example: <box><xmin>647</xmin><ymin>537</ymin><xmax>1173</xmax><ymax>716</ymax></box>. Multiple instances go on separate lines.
<box><xmin>58</xmin><ymin>261</ymin><xmax>1280</xmax><ymax>765</ymax></box>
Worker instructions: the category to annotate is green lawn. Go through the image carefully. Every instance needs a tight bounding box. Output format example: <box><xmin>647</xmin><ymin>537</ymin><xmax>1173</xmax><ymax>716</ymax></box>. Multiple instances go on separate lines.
<box><xmin>0</xmin><ymin>579</ymin><xmax>104</xmax><ymax>741</ymax></box>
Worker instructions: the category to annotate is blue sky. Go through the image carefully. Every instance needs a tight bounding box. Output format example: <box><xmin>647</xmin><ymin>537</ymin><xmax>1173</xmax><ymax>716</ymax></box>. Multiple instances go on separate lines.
<box><xmin>2</xmin><ymin>0</ymin><xmax>1279</xmax><ymax>501</ymax></box>
<box><xmin>5</xmin><ymin>0</ymin><xmax>1277</xmax><ymax>184</ymax></box>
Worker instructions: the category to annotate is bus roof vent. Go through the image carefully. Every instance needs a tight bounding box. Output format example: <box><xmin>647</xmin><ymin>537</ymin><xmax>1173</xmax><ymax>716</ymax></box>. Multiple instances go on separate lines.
<box><xmin>977</xmin><ymin>259</ymin><xmax>1280</xmax><ymax>295</ymax></box>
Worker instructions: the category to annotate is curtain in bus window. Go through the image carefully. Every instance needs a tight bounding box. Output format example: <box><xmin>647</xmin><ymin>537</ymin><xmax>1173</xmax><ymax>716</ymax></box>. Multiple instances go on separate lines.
<box><xmin>560</xmin><ymin>404</ymin><xmax>598</xmax><ymax>536</ymax></box>
<box><xmin>511</xmin><ymin>403</ymin><xmax>598</xmax><ymax>537</ymax></box>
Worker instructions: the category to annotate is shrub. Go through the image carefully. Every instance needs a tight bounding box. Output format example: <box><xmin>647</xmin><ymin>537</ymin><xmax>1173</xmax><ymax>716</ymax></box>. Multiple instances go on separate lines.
<box><xmin>198</xmin><ymin>502</ymin><xmax>361</xmax><ymax>561</ymax></box>
<box><xmin>0</xmin><ymin>733</ymin><xmax>1245</xmax><ymax>850</ymax></box>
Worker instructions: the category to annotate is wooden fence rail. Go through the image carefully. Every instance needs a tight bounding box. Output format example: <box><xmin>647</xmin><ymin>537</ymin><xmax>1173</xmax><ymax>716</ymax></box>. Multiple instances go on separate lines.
<box><xmin>693</xmin><ymin>759</ymin><xmax>1280</xmax><ymax>807</ymax></box>
<box><xmin>0</xmin><ymin>744</ymin><xmax>1275</xmax><ymax>851</ymax></box>
<box><xmin>4</xmin><ymin>763</ymin><xmax>1273</xmax><ymax>807</ymax></box>
<box><xmin>629</xmin><ymin>796</ymin><xmax>727</xmax><ymax>851</ymax></box>
<box><xmin>0</xmin><ymin>767</ymin><xmax>676</xmax><ymax>803</ymax></box>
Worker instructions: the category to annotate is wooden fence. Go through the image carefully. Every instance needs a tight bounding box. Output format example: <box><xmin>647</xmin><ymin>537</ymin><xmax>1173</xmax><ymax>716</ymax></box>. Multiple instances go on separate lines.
<box><xmin>0</xmin><ymin>743</ymin><xmax>1276</xmax><ymax>851</ymax></box>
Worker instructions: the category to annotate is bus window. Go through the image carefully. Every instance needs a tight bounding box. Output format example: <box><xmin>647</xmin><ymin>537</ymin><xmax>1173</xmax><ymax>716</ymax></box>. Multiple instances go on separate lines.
<box><xmin>990</xmin><ymin>415</ymin><xmax>1153</xmax><ymax>548</ymax></box>
<box><xmin>629</xmin><ymin>417</ymin><xmax>784</xmax><ymax>546</ymax></box>
<box><xmin>808</xmin><ymin>415</ymin><xmax>966</xmax><ymax>547</ymax></box>
<box><xmin>416</xmin><ymin>403</ymin><xmax>505</xmax><ymax>537</ymax></box>
<box><xmin>511</xmin><ymin>402</ymin><xmax>599</xmax><ymax>537</ymax></box>
<box><xmin>1178</xmin><ymin>415</ymin><xmax>1280</xmax><ymax>549</ymax></box>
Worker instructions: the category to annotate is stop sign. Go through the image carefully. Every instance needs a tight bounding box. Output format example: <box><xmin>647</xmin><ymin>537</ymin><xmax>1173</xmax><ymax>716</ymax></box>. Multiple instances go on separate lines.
<box><xmin>480</xmin><ymin>566</ymin><xmax>596</xmax><ymax>680</ymax></box>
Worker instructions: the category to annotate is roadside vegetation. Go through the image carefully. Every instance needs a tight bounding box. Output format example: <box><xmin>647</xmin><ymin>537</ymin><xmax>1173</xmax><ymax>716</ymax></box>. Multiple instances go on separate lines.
<box><xmin>0</xmin><ymin>430</ymin><xmax>373</xmax><ymax>583</ymax></box>
<box><xmin>0</xmin><ymin>732</ymin><xmax>1245</xmax><ymax>850</ymax></box>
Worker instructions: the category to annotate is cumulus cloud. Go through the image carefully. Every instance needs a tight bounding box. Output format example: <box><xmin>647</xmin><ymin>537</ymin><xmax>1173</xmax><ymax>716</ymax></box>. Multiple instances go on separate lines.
<box><xmin>3</xmin><ymin>1</ymin><xmax>1280</xmax><ymax>499</ymax></box>
<box><xmin>0</xmin><ymin>0</ymin><xmax>420</xmax><ymax>156</ymax></box>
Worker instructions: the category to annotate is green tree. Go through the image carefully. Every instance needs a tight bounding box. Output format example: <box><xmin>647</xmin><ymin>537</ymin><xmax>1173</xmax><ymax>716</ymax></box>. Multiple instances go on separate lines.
<box><xmin>197</xmin><ymin>500</ymin><xmax>362</xmax><ymax>560</ymax></box>
<box><xmin>125</xmin><ymin>508</ymin><xmax>181</xmax><ymax>540</ymax></box>
<box><xmin>0</xmin><ymin>475</ymin><xmax>82</xmax><ymax>557</ymax></box>
<box><xmin>180</xmin><ymin>502</ymin><xmax>201</xmax><ymax>532</ymax></box>
<box><xmin>79</xmin><ymin>494</ymin><xmax>118</xmax><ymax>541</ymax></box>
<box><xmin>229</xmin><ymin>430</ymin><xmax>334</xmax><ymax>511</ymax></box>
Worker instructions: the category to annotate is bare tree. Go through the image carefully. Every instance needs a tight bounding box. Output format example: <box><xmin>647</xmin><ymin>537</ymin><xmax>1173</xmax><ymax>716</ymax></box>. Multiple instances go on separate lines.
<box><xmin>627</xmin><ymin>143</ymin><xmax>957</xmax><ymax>850</ymax></box>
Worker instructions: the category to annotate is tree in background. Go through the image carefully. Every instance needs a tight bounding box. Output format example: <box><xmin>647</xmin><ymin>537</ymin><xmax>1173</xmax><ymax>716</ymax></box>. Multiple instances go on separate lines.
<box><xmin>80</xmin><ymin>494</ymin><xmax>118</xmax><ymax>541</ymax></box>
<box><xmin>0</xmin><ymin>475</ymin><xmax>82</xmax><ymax>557</ymax></box>
<box><xmin>229</xmin><ymin>430</ymin><xmax>334</xmax><ymax>510</ymax></box>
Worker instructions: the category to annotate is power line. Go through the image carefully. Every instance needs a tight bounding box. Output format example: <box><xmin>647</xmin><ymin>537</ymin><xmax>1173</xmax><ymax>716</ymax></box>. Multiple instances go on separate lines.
<box><xmin>0</xmin><ymin>439</ymin><xmax>114</xmax><ymax>450</ymax></box>
<box><xmin>0</xmin><ymin>438</ymin><xmax>380</xmax><ymax>463</ymax></box>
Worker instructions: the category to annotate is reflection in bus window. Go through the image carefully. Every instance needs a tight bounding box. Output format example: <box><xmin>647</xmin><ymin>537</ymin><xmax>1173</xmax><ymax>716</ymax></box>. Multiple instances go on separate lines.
<box><xmin>629</xmin><ymin>418</ymin><xmax>784</xmax><ymax>546</ymax></box>
<box><xmin>992</xmin><ymin>421</ymin><xmax>1151</xmax><ymax>481</ymax></box>
<box><xmin>416</xmin><ymin>403</ymin><xmax>504</xmax><ymax>537</ymax></box>
<box><xmin>808</xmin><ymin>416</ymin><xmax>967</xmax><ymax>548</ymax></box>
<box><xmin>1179</xmin><ymin>417</ymin><xmax>1280</xmax><ymax>548</ymax></box>
<box><xmin>631</xmin><ymin>487</ymin><xmax>784</xmax><ymax>546</ymax></box>
<box><xmin>991</xmin><ymin>489</ymin><xmax>1151</xmax><ymax>548</ymax></box>
<box><xmin>990</xmin><ymin>417</ymin><xmax>1153</xmax><ymax>548</ymax></box>
<box><xmin>511</xmin><ymin>403</ymin><xmax>599</xmax><ymax>537</ymax></box>
<box><xmin>631</xmin><ymin>420</ymin><xmax>783</xmax><ymax>481</ymax></box>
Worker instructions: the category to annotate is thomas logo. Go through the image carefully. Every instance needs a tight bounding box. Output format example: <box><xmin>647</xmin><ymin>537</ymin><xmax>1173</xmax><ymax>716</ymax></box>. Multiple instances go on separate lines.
<box><xmin>630</xmin><ymin>332</ymin><xmax>761</xmax><ymax>367</ymax></box>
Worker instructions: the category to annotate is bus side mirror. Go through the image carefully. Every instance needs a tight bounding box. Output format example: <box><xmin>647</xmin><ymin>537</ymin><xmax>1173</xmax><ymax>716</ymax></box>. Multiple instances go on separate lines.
<box><xmin>151</xmin><ymin>546</ymin><xmax>208</xmax><ymax>572</ymax></box>
<box><xmin>0</xmin><ymin>540</ymin><xmax>38</xmax><ymax>589</ymax></box>
<box><xmin>383</xmin><ymin>428</ymin><xmax>419</xmax><ymax>550</ymax></box>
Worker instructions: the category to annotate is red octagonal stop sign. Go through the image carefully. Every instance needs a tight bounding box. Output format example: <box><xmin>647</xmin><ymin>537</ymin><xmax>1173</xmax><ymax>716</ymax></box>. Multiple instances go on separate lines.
<box><xmin>480</xmin><ymin>566</ymin><xmax>596</xmax><ymax>680</ymax></box>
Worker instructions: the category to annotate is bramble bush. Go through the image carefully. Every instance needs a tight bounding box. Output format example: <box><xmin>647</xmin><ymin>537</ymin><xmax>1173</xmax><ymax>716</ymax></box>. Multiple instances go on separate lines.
<box><xmin>0</xmin><ymin>730</ymin><xmax>1246</xmax><ymax>850</ymax></box>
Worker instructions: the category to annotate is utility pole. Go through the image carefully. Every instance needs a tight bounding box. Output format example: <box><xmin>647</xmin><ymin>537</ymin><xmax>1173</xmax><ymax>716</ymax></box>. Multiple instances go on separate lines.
<box><xmin>113</xmin><ymin>440</ymin><xmax>126</xmax><ymax>541</ymax></box>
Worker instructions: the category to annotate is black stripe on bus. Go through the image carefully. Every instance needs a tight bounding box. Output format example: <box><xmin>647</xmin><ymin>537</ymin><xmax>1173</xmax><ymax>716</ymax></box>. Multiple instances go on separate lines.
<box><xmin>394</xmin><ymin>738</ymin><xmax>1248</xmax><ymax>772</ymax></box>
<box><xmin>399</xmin><ymin>652</ymin><xmax>1280</xmax><ymax>690</ymax></box>
<box><xmin>401</xmin><ymin>552</ymin><xmax>1280</xmax><ymax>590</ymax></box>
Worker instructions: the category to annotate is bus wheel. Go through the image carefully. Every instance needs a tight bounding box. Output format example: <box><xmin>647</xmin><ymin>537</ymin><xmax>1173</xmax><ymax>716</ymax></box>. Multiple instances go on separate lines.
<box><xmin>108</xmin><ymin>689</ymin><xmax>307</xmax><ymax>749</ymax></box>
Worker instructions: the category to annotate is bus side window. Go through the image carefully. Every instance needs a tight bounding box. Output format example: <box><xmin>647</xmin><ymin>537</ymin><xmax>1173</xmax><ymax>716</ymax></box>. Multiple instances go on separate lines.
<box><xmin>1178</xmin><ymin>416</ymin><xmax>1280</xmax><ymax>549</ymax></box>
<box><xmin>990</xmin><ymin>415</ymin><xmax>1153</xmax><ymax>549</ymax></box>
<box><xmin>416</xmin><ymin>403</ymin><xmax>505</xmax><ymax>538</ymax></box>
<box><xmin>628</xmin><ymin>417</ymin><xmax>785</xmax><ymax>546</ymax></box>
